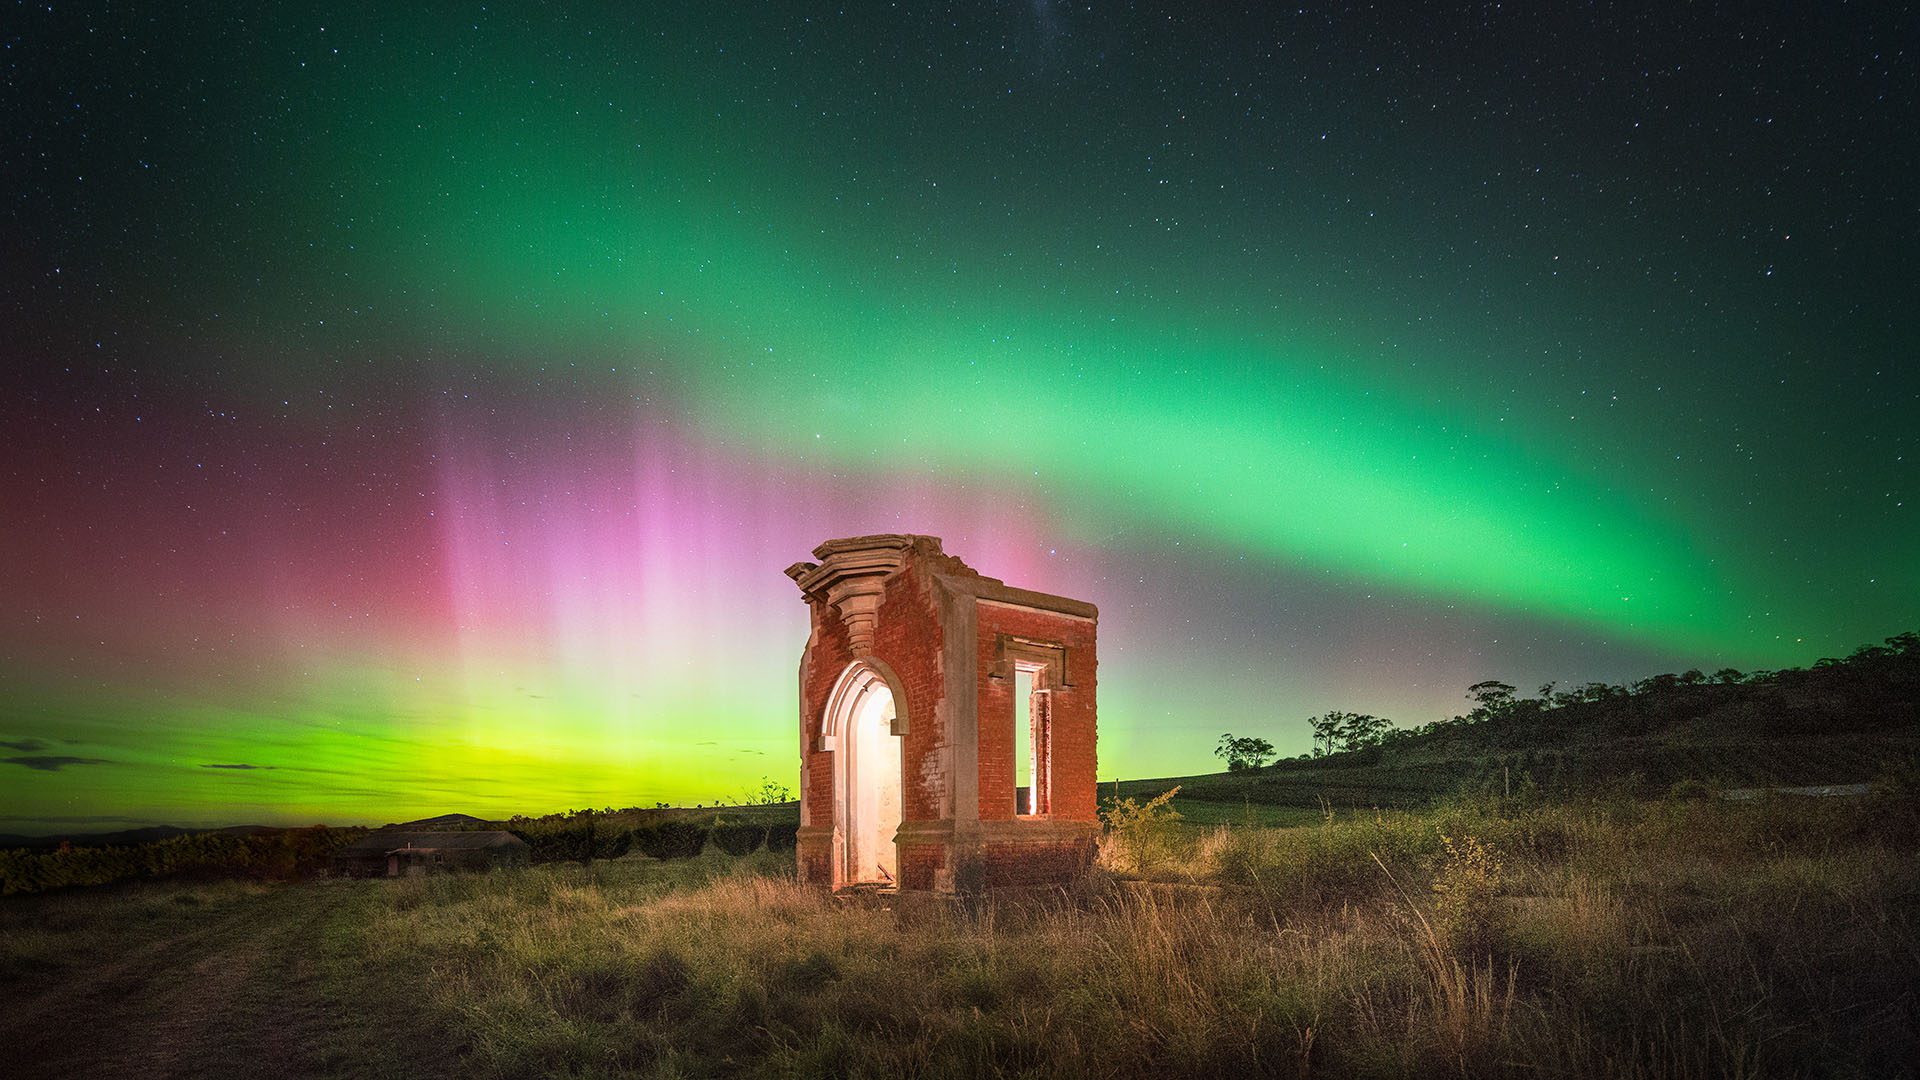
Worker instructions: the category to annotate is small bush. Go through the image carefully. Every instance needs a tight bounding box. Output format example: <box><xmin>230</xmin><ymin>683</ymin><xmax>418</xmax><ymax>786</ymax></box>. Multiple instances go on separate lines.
<box><xmin>593</xmin><ymin>828</ymin><xmax>632</xmax><ymax>860</ymax></box>
<box><xmin>710</xmin><ymin>821</ymin><xmax>766</xmax><ymax>856</ymax></box>
<box><xmin>516</xmin><ymin>824</ymin><xmax>593</xmax><ymax>863</ymax></box>
<box><xmin>1099</xmin><ymin>786</ymin><xmax>1183</xmax><ymax>876</ymax></box>
<box><xmin>764</xmin><ymin>822</ymin><xmax>799</xmax><ymax>853</ymax></box>
<box><xmin>633</xmin><ymin>820</ymin><xmax>709</xmax><ymax>860</ymax></box>
<box><xmin>1432</xmin><ymin>832</ymin><xmax>1503</xmax><ymax>953</ymax></box>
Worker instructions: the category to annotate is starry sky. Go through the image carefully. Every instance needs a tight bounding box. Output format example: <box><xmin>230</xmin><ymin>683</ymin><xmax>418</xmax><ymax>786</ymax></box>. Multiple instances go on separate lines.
<box><xmin>2</xmin><ymin>3</ymin><xmax>1914</xmax><ymax>831</ymax></box>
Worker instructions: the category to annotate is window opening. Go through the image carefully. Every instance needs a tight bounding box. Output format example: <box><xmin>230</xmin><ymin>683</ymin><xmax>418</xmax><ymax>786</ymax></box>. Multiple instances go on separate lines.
<box><xmin>1013</xmin><ymin>664</ymin><xmax>1051</xmax><ymax>816</ymax></box>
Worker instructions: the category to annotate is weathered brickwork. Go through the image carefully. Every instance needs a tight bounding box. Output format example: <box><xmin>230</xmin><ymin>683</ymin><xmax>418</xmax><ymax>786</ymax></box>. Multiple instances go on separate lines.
<box><xmin>873</xmin><ymin>559</ymin><xmax>946</xmax><ymax>825</ymax></box>
<box><xmin>979</xmin><ymin>837</ymin><xmax>1097</xmax><ymax>886</ymax></box>
<box><xmin>895</xmin><ymin>841</ymin><xmax>945</xmax><ymax>891</ymax></box>
<box><xmin>786</xmin><ymin>535</ymin><xmax>1100</xmax><ymax>893</ymax></box>
<box><xmin>974</xmin><ymin>602</ymin><xmax>1098</xmax><ymax>823</ymax></box>
<box><xmin>794</xmin><ymin>594</ymin><xmax>853</xmax><ymax>878</ymax></box>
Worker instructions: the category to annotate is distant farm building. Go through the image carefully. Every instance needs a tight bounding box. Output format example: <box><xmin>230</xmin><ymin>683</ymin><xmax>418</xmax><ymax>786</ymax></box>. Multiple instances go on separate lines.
<box><xmin>330</xmin><ymin>830</ymin><xmax>529</xmax><ymax>877</ymax></box>
<box><xmin>786</xmin><ymin>534</ymin><xmax>1100</xmax><ymax>892</ymax></box>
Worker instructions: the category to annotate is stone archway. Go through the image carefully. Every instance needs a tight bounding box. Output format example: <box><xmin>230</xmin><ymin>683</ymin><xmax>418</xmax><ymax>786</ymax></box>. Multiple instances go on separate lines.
<box><xmin>821</xmin><ymin>659</ymin><xmax>907</xmax><ymax>887</ymax></box>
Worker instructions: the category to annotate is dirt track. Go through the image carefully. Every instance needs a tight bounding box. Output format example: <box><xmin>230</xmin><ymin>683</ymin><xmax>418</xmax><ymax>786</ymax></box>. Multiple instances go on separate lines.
<box><xmin>0</xmin><ymin>883</ymin><xmax>454</xmax><ymax>1080</ymax></box>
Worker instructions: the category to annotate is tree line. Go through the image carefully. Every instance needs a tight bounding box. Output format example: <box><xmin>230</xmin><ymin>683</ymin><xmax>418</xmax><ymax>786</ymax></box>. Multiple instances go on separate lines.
<box><xmin>0</xmin><ymin>826</ymin><xmax>362</xmax><ymax>896</ymax></box>
<box><xmin>1216</xmin><ymin>631</ymin><xmax>1920</xmax><ymax>770</ymax></box>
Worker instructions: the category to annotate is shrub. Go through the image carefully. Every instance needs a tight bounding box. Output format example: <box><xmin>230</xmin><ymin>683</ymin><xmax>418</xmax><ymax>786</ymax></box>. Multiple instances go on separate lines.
<box><xmin>764</xmin><ymin>822</ymin><xmax>799</xmax><ymax>853</ymax></box>
<box><xmin>633</xmin><ymin>819</ymin><xmax>709</xmax><ymax>860</ymax></box>
<box><xmin>1099</xmin><ymin>786</ymin><xmax>1183</xmax><ymax>875</ymax></box>
<box><xmin>1432</xmin><ymin>832</ymin><xmax>1503</xmax><ymax>953</ymax></box>
<box><xmin>593</xmin><ymin>828</ymin><xmax>632</xmax><ymax>860</ymax></box>
<box><xmin>710</xmin><ymin>821</ymin><xmax>766</xmax><ymax>856</ymax></box>
<box><xmin>517</xmin><ymin>825</ymin><xmax>591</xmax><ymax>863</ymax></box>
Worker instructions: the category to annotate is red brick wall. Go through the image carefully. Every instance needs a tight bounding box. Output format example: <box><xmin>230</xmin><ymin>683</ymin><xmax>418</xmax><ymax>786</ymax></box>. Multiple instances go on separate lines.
<box><xmin>896</xmin><ymin>842</ymin><xmax>945</xmax><ymax>891</ymax></box>
<box><xmin>979</xmin><ymin>837</ymin><xmax>1097</xmax><ymax>886</ymax></box>
<box><xmin>974</xmin><ymin>605</ymin><xmax>1098</xmax><ymax>823</ymax></box>
<box><xmin>798</xmin><ymin>598</ymin><xmax>853</xmax><ymax>832</ymax></box>
<box><xmin>871</xmin><ymin>561</ymin><xmax>947</xmax><ymax>824</ymax></box>
<box><xmin>976</xmin><ymin>638</ymin><xmax>1016</xmax><ymax>822</ymax></box>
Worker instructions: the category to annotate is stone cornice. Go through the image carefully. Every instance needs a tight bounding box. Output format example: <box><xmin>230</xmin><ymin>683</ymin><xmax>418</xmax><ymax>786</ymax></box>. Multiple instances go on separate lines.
<box><xmin>786</xmin><ymin>533</ymin><xmax>1096</xmax><ymax>653</ymax></box>
<box><xmin>785</xmin><ymin>534</ymin><xmax>924</xmax><ymax>654</ymax></box>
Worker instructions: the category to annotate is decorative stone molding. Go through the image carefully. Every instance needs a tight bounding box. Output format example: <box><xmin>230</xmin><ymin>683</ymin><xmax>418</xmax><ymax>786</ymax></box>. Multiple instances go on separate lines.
<box><xmin>785</xmin><ymin>534</ymin><xmax>922</xmax><ymax>654</ymax></box>
<box><xmin>816</xmin><ymin>657</ymin><xmax>910</xmax><ymax>750</ymax></box>
<box><xmin>989</xmin><ymin>633</ymin><xmax>1073</xmax><ymax>688</ymax></box>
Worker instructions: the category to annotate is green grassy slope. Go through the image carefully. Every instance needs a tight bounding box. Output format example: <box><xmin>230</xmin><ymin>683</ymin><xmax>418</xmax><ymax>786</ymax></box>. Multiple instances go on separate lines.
<box><xmin>1121</xmin><ymin>633</ymin><xmax>1920</xmax><ymax>815</ymax></box>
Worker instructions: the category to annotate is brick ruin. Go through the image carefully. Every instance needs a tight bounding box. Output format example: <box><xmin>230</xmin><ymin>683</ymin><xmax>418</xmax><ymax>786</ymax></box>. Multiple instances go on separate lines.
<box><xmin>785</xmin><ymin>535</ymin><xmax>1099</xmax><ymax>892</ymax></box>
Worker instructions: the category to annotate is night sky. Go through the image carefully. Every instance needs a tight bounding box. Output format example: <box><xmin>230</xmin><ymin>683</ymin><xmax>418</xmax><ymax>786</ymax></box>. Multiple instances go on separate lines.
<box><xmin>3</xmin><ymin>3</ymin><xmax>1914</xmax><ymax>831</ymax></box>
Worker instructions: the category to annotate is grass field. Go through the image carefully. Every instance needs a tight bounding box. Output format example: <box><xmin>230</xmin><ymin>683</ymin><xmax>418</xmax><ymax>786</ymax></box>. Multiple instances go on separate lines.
<box><xmin>4</xmin><ymin>786</ymin><xmax>1916</xmax><ymax>1080</ymax></box>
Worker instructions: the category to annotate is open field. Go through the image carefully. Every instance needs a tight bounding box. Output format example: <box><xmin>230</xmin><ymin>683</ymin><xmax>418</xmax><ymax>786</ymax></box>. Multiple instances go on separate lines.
<box><xmin>4</xmin><ymin>788</ymin><xmax>1916</xmax><ymax>1079</ymax></box>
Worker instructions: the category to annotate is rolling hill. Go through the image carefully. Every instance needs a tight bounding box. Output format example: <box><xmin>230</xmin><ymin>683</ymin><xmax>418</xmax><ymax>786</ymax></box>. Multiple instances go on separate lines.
<box><xmin>1121</xmin><ymin>632</ymin><xmax>1920</xmax><ymax>815</ymax></box>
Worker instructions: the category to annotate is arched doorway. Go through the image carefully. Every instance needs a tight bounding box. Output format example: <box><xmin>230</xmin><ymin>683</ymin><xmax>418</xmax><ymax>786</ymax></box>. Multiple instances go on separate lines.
<box><xmin>823</xmin><ymin>661</ymin><xmax>904</xmax><ymax>887</ymax></box>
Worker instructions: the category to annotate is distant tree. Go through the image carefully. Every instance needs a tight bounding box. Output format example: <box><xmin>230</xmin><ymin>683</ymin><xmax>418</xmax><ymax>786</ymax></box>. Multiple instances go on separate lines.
<box><xmin>1577</xmin><ymin>681</ymin><xmax>1623</xmax><ymax>703</ymax></box>
<box><xmin>1633</xmin><ymin>672</ymin><xmax>1682</xmax><ymax>696</ymax></box>
<box><xmin>1304</xmin><ymin>711</ymin><xmax>1394</xmax><ymax>754</ymax></box>
<box><xmin>1307</xmin><ymin>713</ymin><xmax>1345</xmax><ymax>757</ymax></box>
<box><xmin>1463</xmin><ymin>680</ymin><xmax>1519</xmax><ymax>723</ymax></box>
<box><xmin>1338</xmin><ymin>713</ymin><xmax>1392</xmax><ymax>751</ymax></box>
<box><xmin>1214</xmin><ymin>733</ymin><xmax>1277</xmax><ymax>772</ymax></box>
<box><xmin>566</xmin><ymin>808</ymin><xmax>597</xmax><ymax>867</ymax></box>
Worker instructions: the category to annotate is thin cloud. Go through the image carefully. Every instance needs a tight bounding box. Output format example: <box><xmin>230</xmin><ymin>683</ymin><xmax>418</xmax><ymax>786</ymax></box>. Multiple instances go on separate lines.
<box><xmin>0</xmin><ymin>739</ymin><xmax>48</xmax><ymax>753</ymax></box>
<box><xmin>5</xmin><ymin>756</ymin><xmax>111</xmax><ymax>772</ymax></box>
<box><xmin>200</xmin><ymin>763</ymin><xmax>275</xmax><ymax>770</ymax></box>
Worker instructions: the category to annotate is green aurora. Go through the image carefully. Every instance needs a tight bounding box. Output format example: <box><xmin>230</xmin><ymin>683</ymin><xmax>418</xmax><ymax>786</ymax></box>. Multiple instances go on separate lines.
<box><xmin>2</xmin><ymin>3</ymin><xmax>1912</xmax><ymax>828</ymax></box>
